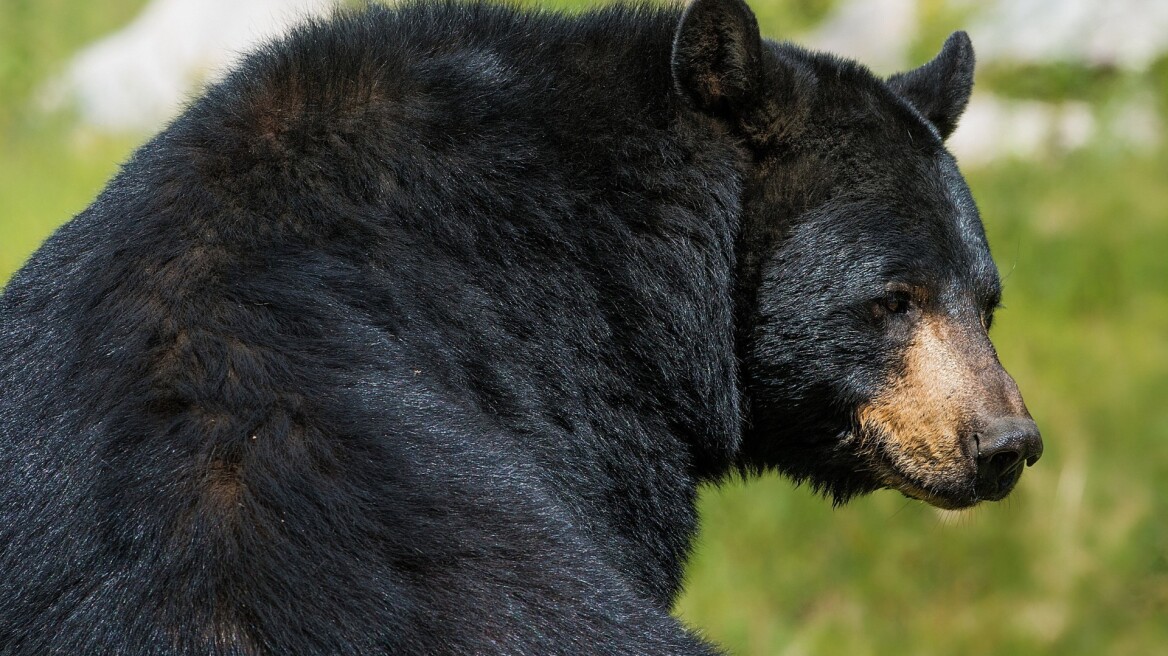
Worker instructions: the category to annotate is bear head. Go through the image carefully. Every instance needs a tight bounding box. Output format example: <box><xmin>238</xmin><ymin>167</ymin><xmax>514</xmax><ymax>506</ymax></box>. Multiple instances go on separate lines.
<box><xmin>672</xmin><ymin>0</ymin><xmax>1042</xmax><ymax>509</ymax></box>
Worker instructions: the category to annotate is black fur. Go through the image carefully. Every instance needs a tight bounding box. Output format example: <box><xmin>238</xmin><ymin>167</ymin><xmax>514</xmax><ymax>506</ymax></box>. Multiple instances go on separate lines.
<box><xmin>0</xmin><ymin>1</ymin><xmax>999</xmax><ymax>653</ymax></box>
<box><xmin>887</xmin><ymin>31</ymin><xmax>975</xmax><ymax>139</ymax></box>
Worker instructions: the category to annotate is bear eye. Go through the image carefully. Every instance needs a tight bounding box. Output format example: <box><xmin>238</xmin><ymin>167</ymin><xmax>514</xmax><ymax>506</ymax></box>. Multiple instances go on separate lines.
<box><xmin>874</xmin><ymin>289</ymin><xmax>914</xmax><ymax>318</ymax></box>
<box><xmin>883</xmin><ymin>292</ymin><xmax>912</xmax><ymax>314</ymax></box>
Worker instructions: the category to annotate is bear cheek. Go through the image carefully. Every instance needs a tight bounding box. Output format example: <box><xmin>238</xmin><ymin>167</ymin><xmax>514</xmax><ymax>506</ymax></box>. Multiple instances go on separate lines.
<box><xmin>856</xmin><ymin>314</ymin><xmax>980</xmax><ymax>506</ymax></box>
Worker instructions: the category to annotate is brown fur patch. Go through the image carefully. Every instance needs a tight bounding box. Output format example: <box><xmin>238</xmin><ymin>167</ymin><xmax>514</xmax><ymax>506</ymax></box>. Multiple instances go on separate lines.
<box><xmin>858</xmin><ymin>314</ymin><xmax>979</xmax><ymax>499</ymax></box>
<box><xmin>205</xmin><ymin>457</ymin><xmax>246</xmax><ymax>512</ymax></box>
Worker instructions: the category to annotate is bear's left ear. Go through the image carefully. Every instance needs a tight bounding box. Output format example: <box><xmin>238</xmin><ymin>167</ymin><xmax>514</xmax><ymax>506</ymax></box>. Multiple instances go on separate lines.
<box><xmin>886</xmin><ymin>31</ymin><xmax>975</xmax><ymax>139</ymax></box>
<box><xmin>671</xmin><ymin>0</ymin><xmax>765</xmax><ymax>115</ymax></box>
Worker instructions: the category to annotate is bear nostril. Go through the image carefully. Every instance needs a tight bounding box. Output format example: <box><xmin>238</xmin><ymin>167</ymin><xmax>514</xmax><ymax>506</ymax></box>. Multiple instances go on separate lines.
<box><xmin>975</xmin><ymin>417</ymin><xmax>1043</xmax><ymax>500</ymax></box>
<box><xmin>987</xmin><ymin>448</ymin><xmax>1022</xmax><ymax>472</ymax></box>
<box><xmin>976</xmin><ymin>417</ymin><xmax>1042</xmax><ymax>464</ymax></box>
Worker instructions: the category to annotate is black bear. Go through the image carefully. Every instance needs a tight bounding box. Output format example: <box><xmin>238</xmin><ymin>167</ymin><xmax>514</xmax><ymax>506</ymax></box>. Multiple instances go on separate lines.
<box><xmin>0</xmin><ymin>0</ymin><xmax>1042</xmax><ymax>653</ymax></box>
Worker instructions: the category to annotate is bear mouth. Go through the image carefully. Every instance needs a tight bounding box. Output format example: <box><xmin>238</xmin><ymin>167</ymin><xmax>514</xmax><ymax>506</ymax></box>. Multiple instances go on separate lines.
<box><xmin>879</xmin><ymin>468</ymin><xmax>979</xmax><ymax>510</ymax></box>
<box><xmin>868</xmin><ymin>447</ymin><xmax>981</xmax><ymax>510</ymax></box>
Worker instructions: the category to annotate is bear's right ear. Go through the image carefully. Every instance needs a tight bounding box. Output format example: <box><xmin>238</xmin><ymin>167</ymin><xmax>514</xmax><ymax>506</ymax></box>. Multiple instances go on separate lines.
<box><xmin>671</xmin><ymin>0</ymin><xmax>765</xmax><ymax>115</ymax></box>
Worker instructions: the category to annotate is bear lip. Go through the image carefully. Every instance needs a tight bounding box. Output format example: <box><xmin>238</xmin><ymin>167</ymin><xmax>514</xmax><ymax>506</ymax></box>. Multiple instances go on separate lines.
<box><xmin>868</xmin><ymin>446</ymin><xmax>981</xmax><ymax>510</ymax></box>
<box><xmin>889</xmin><ymin>479</ymin><xmax>978</xmax><ymax>510</ymax></box>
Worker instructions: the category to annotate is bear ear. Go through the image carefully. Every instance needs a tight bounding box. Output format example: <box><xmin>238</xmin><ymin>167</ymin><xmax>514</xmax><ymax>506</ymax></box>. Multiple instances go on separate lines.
<box><xmin>886</xmin><ymin>31</ymin><xmax>975</xmax><ymax>139</ymax></box>
<box><xmin>671</xmin><ymin>0</ymin><xmax>765</xmax><ymax>115</ymax></box>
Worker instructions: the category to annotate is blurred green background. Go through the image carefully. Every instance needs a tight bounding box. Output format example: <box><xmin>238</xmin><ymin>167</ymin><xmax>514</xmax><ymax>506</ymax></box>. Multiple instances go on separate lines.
<box><xmin>1</xmin><ymin>1</ymin><xmax>1165</xmax><ymax>654</ymax></box>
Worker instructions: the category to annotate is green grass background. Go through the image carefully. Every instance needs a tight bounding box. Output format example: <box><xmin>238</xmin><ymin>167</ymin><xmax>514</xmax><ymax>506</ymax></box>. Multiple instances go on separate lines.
<box><xmin>1</xmin><ymin>1</ymin><xmax>1165</xmax><ymax>654</ymax></box>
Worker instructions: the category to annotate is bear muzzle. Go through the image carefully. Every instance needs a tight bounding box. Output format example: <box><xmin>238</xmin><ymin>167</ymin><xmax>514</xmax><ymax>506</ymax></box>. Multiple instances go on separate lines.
<box><xmin>857</xmin><ymin>312</ymin><xmax>1042</xmax><ymax>509</ymax></box>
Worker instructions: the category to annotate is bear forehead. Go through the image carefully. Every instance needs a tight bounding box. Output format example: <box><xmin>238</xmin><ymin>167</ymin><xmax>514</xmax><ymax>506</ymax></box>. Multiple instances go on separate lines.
<box><xmin>783</xmin><ymin>158</ymin><xmax>999</xmax><ymax>301</ymax></box>
<box><xmin>764</xmin><ymin>40</ymin><xmax>945</xmax><ymax>148</ymax></box>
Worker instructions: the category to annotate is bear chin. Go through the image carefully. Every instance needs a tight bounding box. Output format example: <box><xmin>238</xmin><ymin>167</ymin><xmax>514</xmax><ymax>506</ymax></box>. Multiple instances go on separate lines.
<box><xmin>868</xmin><ymin>442</ymin><xmax>1026</xmax><ymax>510</ymax></box>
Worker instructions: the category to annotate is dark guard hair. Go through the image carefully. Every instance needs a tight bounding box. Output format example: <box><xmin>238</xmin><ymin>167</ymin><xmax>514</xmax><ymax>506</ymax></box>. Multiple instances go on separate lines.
<box><xmin>0</xmin><ymin>0</ymin><xmax>1038</xmax><ymax>653</ymax></box>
